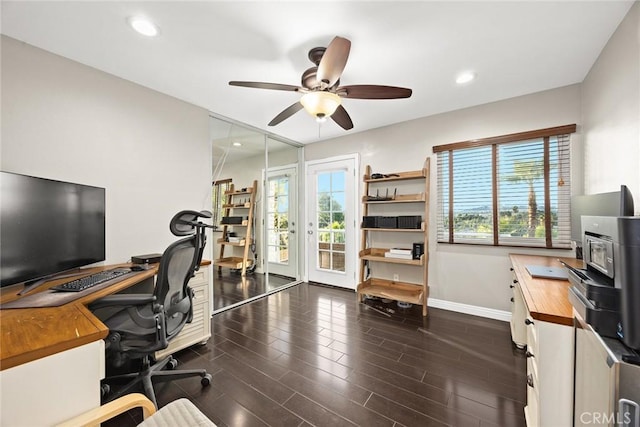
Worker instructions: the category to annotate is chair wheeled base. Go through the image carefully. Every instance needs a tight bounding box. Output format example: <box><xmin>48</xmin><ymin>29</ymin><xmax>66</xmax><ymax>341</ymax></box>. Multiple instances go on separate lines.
<box><xmin>102</xmin><ymin>354</ymin><xmax>212</xmax><ymax>409</ymax></box>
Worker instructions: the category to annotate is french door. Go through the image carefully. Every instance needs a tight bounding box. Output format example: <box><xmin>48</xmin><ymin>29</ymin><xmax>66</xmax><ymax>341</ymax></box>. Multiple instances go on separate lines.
<box><xmin>265</xmin><ymin>165</ymin><xmax>298</xmax><ymax>279</ymax></box>
<box><xmin>305</xmin><ymin>155</ymin><xmax>358</xmax><ymax>289</ymax></box>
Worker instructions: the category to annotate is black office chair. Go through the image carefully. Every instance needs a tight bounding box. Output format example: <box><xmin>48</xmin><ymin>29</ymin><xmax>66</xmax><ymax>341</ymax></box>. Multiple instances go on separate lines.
<box><xmin>90</xmin><ymin>210</ymin><xmax>213</xmax><ymax>408</ymax></box>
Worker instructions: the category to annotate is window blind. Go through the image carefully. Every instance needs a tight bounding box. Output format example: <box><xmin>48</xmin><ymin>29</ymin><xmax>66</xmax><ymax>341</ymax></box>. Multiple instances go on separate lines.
<box><xmin>434</xmin><ymin>126</ymin><xmax>574</xmax><ymax>249</ymax></box>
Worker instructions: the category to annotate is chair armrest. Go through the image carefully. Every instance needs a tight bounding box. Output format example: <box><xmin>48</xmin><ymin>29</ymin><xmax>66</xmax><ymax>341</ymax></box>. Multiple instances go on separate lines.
<box><xmin>55</xmin><ymin>393</ymin><xmax>156</xmax><ymax>427</ymax></box>
<box><xmin>89</xmin><ymin>294</ymin><xmax>156</xmax><ymax>310</ymax></box>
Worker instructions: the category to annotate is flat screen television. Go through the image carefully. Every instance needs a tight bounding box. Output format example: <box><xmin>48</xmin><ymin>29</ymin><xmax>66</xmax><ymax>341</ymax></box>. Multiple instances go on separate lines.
<box><xmin>570</xmin><ymin>185</ymin><xmax>635</xmax><ymax>242</ymax></box>
<box><xmin>0</xmin><ymin>171</ymin><xmax>106</xmax><ymax>288</ymax></box>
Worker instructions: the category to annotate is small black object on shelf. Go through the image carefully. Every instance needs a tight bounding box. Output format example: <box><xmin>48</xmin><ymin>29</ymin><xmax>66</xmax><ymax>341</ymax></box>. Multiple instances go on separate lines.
<box><xmin>221</xmin><ymin>216</ymin><xmax>243</xmax><ymax>225</ymax></box>
<box><xmin>132</xmin><ymin>253</ymin><xmax>162</xmax><ymax>264</ymax></box>
<box><xmin>412</xmin><ymin>243</ymin><xmax>424</xmax><ymax>260</ymax></box>
<box><xmin>371</xmin><ymin>173</ymin><xmax>400</xmax><ymax>179</ymax></box>
<box><xmin>398</xmin><ymin>215</ymin><xmax>422</xmax><ymax>229</ymax></box>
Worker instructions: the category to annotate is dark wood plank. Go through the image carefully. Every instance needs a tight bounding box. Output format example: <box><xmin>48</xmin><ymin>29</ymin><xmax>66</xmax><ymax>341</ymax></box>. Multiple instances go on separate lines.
<box><xmin>283</xmin><ymin>393</ymin><xmax>357</xmax><ymax>427</ymax></box>
<box><xmin>107</xmin><ymin>283</ymin><xmax>527</xmax><ymax>427</ymax></box>
<box><xmin>209</xmin><ymin>370</ymin><xmax>302</xmax><ymax>426</ymax></box>
<box><xmin>203</xmin><ymin>394</ymin><xmax>270</xmax><ymax>427</ymax></box>
<box><xmin>279</xmin><ymin>371</ymin><xmax>395</xmax><ymax>427</ymax></box>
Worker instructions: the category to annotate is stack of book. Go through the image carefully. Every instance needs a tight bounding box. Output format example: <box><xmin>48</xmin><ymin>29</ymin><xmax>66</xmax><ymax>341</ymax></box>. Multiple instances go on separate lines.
<box><xmin>384</xmin><ymin>248</ymin><xmax>413</xmax><ymax>260</ymax></box>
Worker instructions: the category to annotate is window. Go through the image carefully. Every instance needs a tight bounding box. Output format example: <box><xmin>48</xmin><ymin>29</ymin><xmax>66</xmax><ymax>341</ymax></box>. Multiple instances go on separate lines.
<box><xmin>212</xmin><ymin>178</ymin><xmax>232</xmax><ymax>231</ymax></box>
<box><xmin>434</xmin><ymin>125</ymin><xmax>576</xmax><ymax>248</ymax></box>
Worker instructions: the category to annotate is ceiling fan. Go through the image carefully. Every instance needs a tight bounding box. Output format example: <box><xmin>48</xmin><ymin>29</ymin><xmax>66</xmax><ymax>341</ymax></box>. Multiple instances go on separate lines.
<box><xmin>229</xmin><ymin>36</ymin><xmax>412</xmax><ymax>130</ymax></box>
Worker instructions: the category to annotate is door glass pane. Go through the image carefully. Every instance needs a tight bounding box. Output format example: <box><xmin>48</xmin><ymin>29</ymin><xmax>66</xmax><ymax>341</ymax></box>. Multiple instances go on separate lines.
<box><xmin>316</xmin><ymin>170</ymin><xmax>346</xmax><ymax>272</ymax></box>
<box><xmin>267</xmin><ymin>175</ymin><xmax>290</xmax><ymax>265</ymax></box>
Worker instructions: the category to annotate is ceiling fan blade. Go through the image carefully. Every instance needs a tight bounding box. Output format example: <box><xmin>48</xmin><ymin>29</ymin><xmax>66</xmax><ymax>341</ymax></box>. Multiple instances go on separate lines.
<box><xmin>229</xmin><ymin>81</ymin><xmax>300</xmax><ymax>92</ymax></box>
<box><xmin>268</xmin><ymin>102</ymin><xmax>304</xmax><ymax>126</ymax></box>
<box><xmin>331</xmin><ymin>105</ymin><xmax>353</xmax><ymax>130</ymax></box>
<box><xmin>317</xmin><ymin>37</ymin><xmax>351</xmax><ymax>88</ymax></box>
<box><xmin>338</xmin><ymin>85</ymin><xmax>412</xmax><ymax>99</ymax></box>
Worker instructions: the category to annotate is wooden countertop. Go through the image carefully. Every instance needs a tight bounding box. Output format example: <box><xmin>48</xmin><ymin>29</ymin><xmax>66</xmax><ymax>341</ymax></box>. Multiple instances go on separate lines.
<box><xmin>0</xmin><ymin>260</ymin><xmax>211</xmax><ymax>371</ymax></box>
<box><xmin>509</xmin><ymin>254</ymin><xmax>582</xmax><ymax>327</ymax></box>
<box><xmin>0</xmin><ymin>264</ymin><xmax>157</xmax><ymax>371</ymax></box>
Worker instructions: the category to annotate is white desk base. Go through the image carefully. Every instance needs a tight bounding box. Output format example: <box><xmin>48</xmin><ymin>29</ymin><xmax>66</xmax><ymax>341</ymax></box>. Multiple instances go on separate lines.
<box><xmin>0</xmin><ymin>340</ymin><xmax>104</xmax><ymax>427</ymax></box>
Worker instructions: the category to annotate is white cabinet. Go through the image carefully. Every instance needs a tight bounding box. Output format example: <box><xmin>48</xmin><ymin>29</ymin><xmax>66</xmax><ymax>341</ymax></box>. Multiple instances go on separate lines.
<box><xmin>523</xmin><ymin>314</ymin><xmax>574</xmax><ymax>427</ymax></box>
<box><xmin>0</xmin><ymin>341</ymin><xmax>104</xmax><ymax>427</ymax></box>
<box><xmin>156</xmin><ymin>265</ymin><xmax>211</xmax><ymax>359</ymax></box>
<box><xmin>573</xmin><ymin>319</ymin><xmax>616</xmax><ymax>426</ymax></box>
<box><xmin>509</xmin><ymin>255</ymin><xmax>575</xmax><ymax>427</ymax></box>
<box><xmin>510</xmin><ymin>270</ymin><xmax>527</xmax><ymax>349</ymax></box>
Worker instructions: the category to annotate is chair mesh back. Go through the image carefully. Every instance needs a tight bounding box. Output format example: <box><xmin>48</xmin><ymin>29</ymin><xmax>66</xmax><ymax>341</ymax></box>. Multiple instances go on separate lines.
<box><xmin>158</xmin><ymin>210</ymin><xmax>211</xmax><ymax>338</ymax></box>
<box><xmin>155</xmin><ymin>237</ymin><xmax>198</xmax><ymax>338</ymax></box>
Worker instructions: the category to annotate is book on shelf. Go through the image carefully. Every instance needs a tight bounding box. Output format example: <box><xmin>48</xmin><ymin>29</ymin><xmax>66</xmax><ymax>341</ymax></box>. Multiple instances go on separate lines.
<box><xmin>389</xmin><ymin>248</ymin><xmax>412</xmax><ymax>255</ymax></box>
<box><xmin>384</xmin><ymin>252</ymin><xmax>413</xmax><ymax>260</ymax></box>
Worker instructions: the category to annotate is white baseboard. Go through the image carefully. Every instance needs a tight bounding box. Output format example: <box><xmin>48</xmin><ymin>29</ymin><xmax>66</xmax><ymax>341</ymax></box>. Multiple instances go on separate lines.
<box><xmin>428</xmin><ymin>298</ymin><xmax>511</xmax><ymax>322</ymax></box>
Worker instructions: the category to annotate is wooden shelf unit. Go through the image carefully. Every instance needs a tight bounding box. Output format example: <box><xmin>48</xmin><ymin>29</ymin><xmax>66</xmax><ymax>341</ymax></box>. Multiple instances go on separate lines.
<box><xmin>357</xmin><ymin>158</ymin><xmax>430</xmax><ymax>316</ymax></box>
<box><xmin>362</xmin><ymin>222</ymin><xmax>425</xmax><ymax>232</ymax></box>
<box><xmin>215</xmin><ymin>257</ymin><xmax>254</xmax><ymax>270</ymax></box>
<box><xmin>214</xmin><ymin>180</ymin><xmax>257</xmax><ymax>276</ymax></box>
<box><xmin>363</xmin><ymin>193</ymin><xmax>426</xmax><ymax>204</ymax></box>
<box><xmin>216</xmin><ymin>238</ymin><xmax>251</xmax><ymax>247</ymax></box>
<box><xmin>359</xmin><ymin>278</ymin><xmax>425</xmax><ymax>305</ymax></box>
<box><xmin>359</xmin><ymin>248</ymin><xmax>424</xmax><ymax>266</ymax></box>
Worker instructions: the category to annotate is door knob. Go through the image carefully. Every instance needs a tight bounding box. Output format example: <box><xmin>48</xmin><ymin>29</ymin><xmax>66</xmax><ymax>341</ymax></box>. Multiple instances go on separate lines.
<box><xmin>308</xmin><ymin>230</ymin><xmax>313</xmax><ymax>235</ymax></box>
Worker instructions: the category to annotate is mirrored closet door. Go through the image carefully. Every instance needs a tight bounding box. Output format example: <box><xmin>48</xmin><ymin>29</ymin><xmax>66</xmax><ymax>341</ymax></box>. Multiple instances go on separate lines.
<box><xmin>210</xmin><ymin>115</ymin><xmax>302</xmax><ymax>312</ymax></box>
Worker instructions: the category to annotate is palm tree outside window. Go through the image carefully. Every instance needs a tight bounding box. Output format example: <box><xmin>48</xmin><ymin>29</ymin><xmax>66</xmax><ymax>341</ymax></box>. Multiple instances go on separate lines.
<box><xmin>434</xmin><ymin>125</ymin><xmax>575</xmax><ymax>249</ymax></box>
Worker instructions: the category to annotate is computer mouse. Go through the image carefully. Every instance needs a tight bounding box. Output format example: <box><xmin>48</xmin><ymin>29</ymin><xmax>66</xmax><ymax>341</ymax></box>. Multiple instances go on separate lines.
<box><xmin>130</xmin><ymin>265</ymin><xmax>145</xmax><ymax>272</ymax></box>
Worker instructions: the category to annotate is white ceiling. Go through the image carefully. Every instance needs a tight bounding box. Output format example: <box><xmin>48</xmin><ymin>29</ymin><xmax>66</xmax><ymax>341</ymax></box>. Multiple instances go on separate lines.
<box><xmin>1</xmin><ymin>1</ymin><xmax>634</xmax><ymax>145</ymax></box>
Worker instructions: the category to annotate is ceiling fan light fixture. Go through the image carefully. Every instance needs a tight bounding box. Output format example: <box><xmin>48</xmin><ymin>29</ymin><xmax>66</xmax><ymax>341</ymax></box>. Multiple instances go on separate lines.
<box><xmin>300</xmin><ymin>91</ymin><xmax>341</xmax><ymax>121</ymax></box>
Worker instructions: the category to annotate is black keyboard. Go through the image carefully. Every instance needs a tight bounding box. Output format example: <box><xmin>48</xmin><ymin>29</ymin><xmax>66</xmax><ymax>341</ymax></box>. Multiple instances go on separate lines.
<box><xmin>52</xmin><ymin>269</ymin><xmax>130</xmax><ymax>292</ymax></box>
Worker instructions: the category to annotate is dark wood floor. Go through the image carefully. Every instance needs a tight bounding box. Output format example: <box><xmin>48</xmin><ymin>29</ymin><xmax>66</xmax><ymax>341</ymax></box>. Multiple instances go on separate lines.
<box><xmin>213</xmin><ymin>271</ymin><xmax>295</xmax><ymax>311</ymax></box>
<box><xmin>107</xmin><ymin>283</ymin><xmax>527</xmax><ymax>426</ymax></box>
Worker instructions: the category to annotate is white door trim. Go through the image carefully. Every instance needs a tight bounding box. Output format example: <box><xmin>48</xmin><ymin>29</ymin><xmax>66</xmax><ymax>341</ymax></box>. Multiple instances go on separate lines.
<box><xmin>264</xmin><ymin>163</ymin><xmax>299</xmax><ymax>279</ymax></box>
<box><xmin>303</xmin><ymin>153</ymin><xmax>359</xmax><ymax>286</ymax></box>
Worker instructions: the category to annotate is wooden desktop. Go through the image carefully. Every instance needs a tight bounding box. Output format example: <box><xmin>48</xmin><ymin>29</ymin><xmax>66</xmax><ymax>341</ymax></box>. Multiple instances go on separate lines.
<box><xmin>0</xmin><ymin>265</ymin><xmax>157</xmax><ymax>370</ymax></box>
<box><xmin>0</xmin><ymin>261</ymin><xmax>211</xmax><ymax>426</ymax></box>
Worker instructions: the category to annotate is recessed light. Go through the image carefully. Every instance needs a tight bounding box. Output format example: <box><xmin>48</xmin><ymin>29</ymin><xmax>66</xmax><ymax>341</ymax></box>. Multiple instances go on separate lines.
<box><xmin>232</xmin><ymin>142</ymin><xmax>242</xmax><ymax>147</ymax></box>
<box><xmin>456</xmin><ymin>72</ymin><xmax>476</xmax><ymax>85</ymax></box>
<box><xmin>128</xmin><ymin>16</ymin><xmax>159</xmax><ymax>37</ymax></box>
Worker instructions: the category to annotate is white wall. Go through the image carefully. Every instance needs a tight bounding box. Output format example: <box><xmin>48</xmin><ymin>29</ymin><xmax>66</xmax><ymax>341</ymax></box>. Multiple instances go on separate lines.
<box><xmin>582</xmin><ymin>1</ymin><xmax>640</xmax><ymax>206</ymax></box>
<box><xmin>305</xmin><ymin>85</ymin><xmax>582</xmax><ymax>312</ymax></box>
<box><xmin>1</xmin><ymin>36</ymin><xmax>212</xmax><ymax>265</ymax></box>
